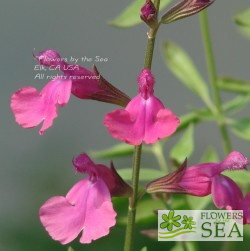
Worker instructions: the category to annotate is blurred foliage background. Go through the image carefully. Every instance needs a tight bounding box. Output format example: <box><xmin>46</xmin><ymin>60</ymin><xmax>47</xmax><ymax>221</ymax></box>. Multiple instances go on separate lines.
<box><xmin>0</xmin><ymin>0</ymin><xmax>250</xmax><ymax>250</ymax></box>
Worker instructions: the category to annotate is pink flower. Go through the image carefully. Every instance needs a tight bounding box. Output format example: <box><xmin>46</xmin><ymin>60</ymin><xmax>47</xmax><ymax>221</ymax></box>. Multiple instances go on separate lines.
<box><xmin>104</xmin><ymin>69</ymin><xmax>180</xmax><ymax>145</ymax></box>
<box><xmin>11</xmin><ymin>49</ymin><xmax>130</xmax><ymax>135</ymax></box>
<box><xmin>39</xmin><ymin>153</ymin><xmax>131</xmax><ymax>244</ymax></box>
<box><xmin>147</xmin><ymin>151</ymin><xmax>250</xmax><ymax>224</ymax></box>
<box><xmin>213</xmin><ymin>177</ymin><xmax>250</xmax><ymax>224</ymax></box>
<box><xmin>239</xmin><ymin>193</ymin><xmax>250</xmax><ymax>224</ymax></box>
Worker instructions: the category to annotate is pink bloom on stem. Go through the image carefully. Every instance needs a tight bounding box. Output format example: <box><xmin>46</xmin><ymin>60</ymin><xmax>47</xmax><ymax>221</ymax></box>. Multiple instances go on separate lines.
<box><xmin>147</xmin><ymin>151</ymin><xmax>248</xmax><ymax>195</ymax></box>
<box><xmin>40</xmin><ymin>153</ymin><xmax>131</xmax><ymax>245</ymax></box>
<box><xmin>11</xmin><ymin>49</ymin><xmax>130</xmax><ymax>135</ymax></box>
<box><xmin>147</xmin><ymin>151</ymin><xmax>250</xmax><ymax>224</ymax></box>
<box><xmin>104</xmin><ymin>69</ymin><xmax>180</xmax><ymax>145</ymax></box>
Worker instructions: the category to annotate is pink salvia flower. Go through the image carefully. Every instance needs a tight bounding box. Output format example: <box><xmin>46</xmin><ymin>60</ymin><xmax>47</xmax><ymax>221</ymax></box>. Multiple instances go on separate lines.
<box><xmin>104</xmin><ymin>69</ymin><xmax>180</xmax><ymax>145</ymax></box>
<box><xmin>11</xmin><ymin>49</ymin><xmax>130</xmax><ymax>135</ymax></box>
<box><xmin>147</xmin><ymin>151</ymin><xmax>250</xmax><ymax>224</ymax></box>
<box><xmin>147</xmin><ymin>151</ymin><xmax>248</xmax><ymax>196</ymax></box>
<box><xmin>39</xmin><ymin>153</ymin><xmax>130</xmax><ymax>244</ymax></box>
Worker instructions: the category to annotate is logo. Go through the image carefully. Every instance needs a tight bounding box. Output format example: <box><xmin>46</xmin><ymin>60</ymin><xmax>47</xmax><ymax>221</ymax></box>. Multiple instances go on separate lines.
<box><xmin>158</xmin><ymin>210</ymin><xmax>243</xmax><ymax>241</ymax></box>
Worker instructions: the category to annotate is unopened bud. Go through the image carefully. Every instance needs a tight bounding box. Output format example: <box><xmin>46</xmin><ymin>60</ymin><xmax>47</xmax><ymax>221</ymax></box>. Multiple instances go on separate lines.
<box><xmin>140</xmin><ymin>0</ymin><xmax>158</xmax><ymax>28</ymax></box>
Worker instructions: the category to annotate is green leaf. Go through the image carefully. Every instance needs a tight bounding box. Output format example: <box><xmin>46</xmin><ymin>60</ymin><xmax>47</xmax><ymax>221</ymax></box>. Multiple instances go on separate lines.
<box><xmin>67</xmin><ymin>247</ymin><xmax>74</xmax><ymax>251</ymax></box>
<box><xmin>235</xmin><ymin>8</ymin><xmax>250</xmax><ymax>27</ymax></box>
<box><xmin>218</xmin><ymin>77</ymin><xmax>250</xmax><ymax>95</ymax></box>
<box><xmin>118</xmin><ymin>168</ymin><xmax>165</xmax><ymax>181</ymax></box>
<box><xmin>170</xmin><ymin>124</ymin><xmax>194</xmax><ymax>163</ymax></box>
<box><xmin>162</xmin><ymin>42</ymin><xmax>214</xmax><ymax>109</ymax></box>
<box><xmin>187</xmin><ymin>195</ymin><xmax>212</xmax><ymax>210</ymax></box>
<box><xmin>230</xmin><ymin>118</ymin><xmax>250</xmax><ymax>141</ymax></box>
<box><xmin>235</xmin><ymin>8</ymin><xmax>250</xmax><ymax>38</ymax></box>
<box><xmin>110</xmin><ymin>0</ymin><xmax>173</xmax><ymax>28</ymax></box>
<box><xmin>223</xmin><ymin>95</ymin><xmax>250</xmax><ymax>114</ymax></box>
<box><xmin>141</xmin><ymin>247</ymin><xmax>148</xmax><ymax>251</ymax></box>
<box><xmin>200</xmin><ymin>147</ymin><xmax>219</xmax><ymax>162</ymax></box>
<box><xmin>90</xmin><ymin>143</ymin><xmax>134</xmax><ymax>159</ymax></box>
<box><xmin>224</xmin><ymin>170</ymin><xmax>250</xmax><ymax>186</ymax></box>
<box><xmin>177</xmin><ymin>109</ymin><xmax>214</xmax><ymax>133</ymax></box>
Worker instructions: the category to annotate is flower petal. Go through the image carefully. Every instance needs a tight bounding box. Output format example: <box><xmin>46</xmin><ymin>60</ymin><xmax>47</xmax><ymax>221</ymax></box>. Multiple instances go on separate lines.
<box><xmin>240</xmin><ymin>193</ymin><xmax>250</xmax><ymax>224</ymax></box>
<box><xmin>11</xmin><ymin>77</ymin><xmax>72</xmax><ymax>135</ymax></box>
<box><xmin>168</xmin><ymin>210</ymin><xmax>174</xmax><ymax>220</ymax></box>
<box><xmin>172</xmin><ymin>221</ymin><xmax>181</xmax><ymax>228</ymax></box>
<box><xmin>39</xmin><ymin>179</ymin><xmax>116</xmax><ymax>245</ymax></box>
<box><xmin>167</xmin><ymin>223</ymin><xmax>173</xmax><ymax>231</ymax></box>
<box><xmin>39</xmin><ymin>179</ymin><xmax>89</xmax><ymax>245</ymax></box>
<box><xmin>173</xmin><ymin>215</ymin><xmax>181</xmax><ymax>221</ymax></box>
<box><xmin>144</xmin><ymin>96</ymin><xmax>180</xmax><ymax>144</ymax></box>
<box><xmin>160</xmin><ymin>222</ymin><xmax>169</xmax><ymax>229</ymax></box>
<box><xmin>79</xmin><ymin>179</ymin><xmax>116</xmax><ymax>243</ymax></box>
<box><xmin>104</xmin><ymin>96</ymin><xmax>145</xmax><ymax>145</ymax></box>
<box><xmin>211</xmin><ymin>174</ymin><xmax>243</xmax><ymax>210</ymax></box>
<box><xmin>162</xmin><ymin>214</ymin><xmax>169</xmax><ymax>222</ymax></box>
<box><xmin>104</xmin><ymin>95</ymin><xmax>179</xmax><ymax>145</ymax></box>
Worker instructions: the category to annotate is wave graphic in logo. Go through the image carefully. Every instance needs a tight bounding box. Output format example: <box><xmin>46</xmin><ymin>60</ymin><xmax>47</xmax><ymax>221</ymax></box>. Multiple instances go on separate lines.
<box><xmin>159</xmin><ymin>227</ymin><xmax>196</xmax><ymax>239</ymax></box>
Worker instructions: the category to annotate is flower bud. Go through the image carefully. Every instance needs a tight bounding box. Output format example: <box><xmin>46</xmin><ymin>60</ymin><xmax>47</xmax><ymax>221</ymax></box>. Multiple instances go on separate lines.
<box><xmin>34</xmin><ymin>49</ymin><xmax>64</xmax><ymax>67</ymax></box>
<box><xmin>140</xmin><ymin>0</ymin><xmax>158</xmax><ymax>28</ymax></box>
<box><xmin>138</xmin><ymin>68</ymin><xmax>155</xmax><ymax>99</ymax></box>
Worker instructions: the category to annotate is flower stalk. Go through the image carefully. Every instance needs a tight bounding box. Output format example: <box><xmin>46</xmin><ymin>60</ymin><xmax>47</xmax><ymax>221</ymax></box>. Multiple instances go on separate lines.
<box><xmin>124</xmin><ymin>1</ymin><xmax>161</xmax><ymax>250</ymax></box>
<box><xmin>200</xmin><ymin>10</ymin><xmax>232</xmax><ymax>154</ymax></box>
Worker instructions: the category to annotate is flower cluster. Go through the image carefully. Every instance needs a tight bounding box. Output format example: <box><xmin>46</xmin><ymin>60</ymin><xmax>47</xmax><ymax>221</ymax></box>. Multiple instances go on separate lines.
<box><xmin>9</xmin><ymin>1</ymin><xmax>250</xmax><ymax>248</ymax></box>
<box><xmin>11</xmin><ymin>49</ymin><xmax>181</xmax><ymax>244</ymax></box>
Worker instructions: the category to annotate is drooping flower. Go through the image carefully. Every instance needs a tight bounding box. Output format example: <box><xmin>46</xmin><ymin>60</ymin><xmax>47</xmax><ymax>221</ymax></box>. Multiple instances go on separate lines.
<box><xmin>39</xmin><ymin>153</ymin><xmax>131</xmax><ymax>244</ymax></box>
<box><xmin>11</xmin><ymin>49</ymin><xmax>130</xmax><ymax>135</ymax></box>
<box><xmin>104</xmin><ymin>69</ymin><xmax>180</xmax><ymax>145</ymax></box>
<box><xmin>147</xmin><ymin>151</ymin><xmax>250</xmax><ymax>223</ymax></box>
<box><xmin>147</xmin><ymin>151</ymin><xmax>248</xmax><ymax>195</ymax></box>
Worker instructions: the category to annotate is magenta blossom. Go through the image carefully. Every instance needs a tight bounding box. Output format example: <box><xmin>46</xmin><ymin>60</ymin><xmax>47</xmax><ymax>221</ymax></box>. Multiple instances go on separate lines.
<box><xmin>104</xmin><ymin>69</ymin><xmax>180</xmax><ymax>145</ymax></box>
<box><xmin>40</xmin><ymin>153</ymin><xmax>131</xmax><ymax>244</ymax></box>
<box><xmin>147</xmin><ymin>151</ymin><xmax>250</xmax><ymax>223</ymax></box>
<box><xmin>11</xmin><ymin>49</ymin><xmax>130</xmax><ymax>135</ymax></box>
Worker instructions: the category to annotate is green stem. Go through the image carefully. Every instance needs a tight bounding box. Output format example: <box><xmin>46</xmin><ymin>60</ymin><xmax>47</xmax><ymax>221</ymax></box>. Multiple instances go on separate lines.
<box><xmin>124</xmin><ymin>1</ymin><xmax>161</xmax><ymax>251</ymax></box>
<box><xmin>124</xmin><ymin>145</ymin><xmax>142</xmax><ymax>251</ymax></box>
<box><xmin>200</xmin><ymin>10</ymin><xmax>232</xmax><ymax>154</ymax></box>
